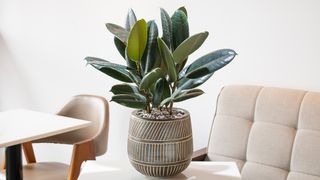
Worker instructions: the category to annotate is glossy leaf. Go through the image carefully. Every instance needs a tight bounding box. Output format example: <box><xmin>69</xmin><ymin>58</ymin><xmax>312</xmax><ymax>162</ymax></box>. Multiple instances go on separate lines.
<box><xmin>125</xmin><ymin>47</ymin><xmax>137</xmax><ymax>70</ymax></box>
<box><xmin>186</xmin><ymin>49</ymin><xmax>237</xmax><ymax>79</ymax></box>
<box><xmin>178</xmin><ymin>73</ymin><xmax>213</xmax><ymax>90</ymax></box>
<box><xmin>139</xmin><ymin>68</ymin><xmax>163</xmax><ymax>90</ymax></box>
<box><xmin>176</xmin><ymin>59</ymin><xmax>188</xmax><ymax>73</ymax></box>
<box><xmin>171</xmin><ymin>10</ymin><xmax>189</xmax><ymax>50</ymax></box>
<box><xmin>173</xmin><ymin>31</ymin><xmax>209</xmax><ymax>64</ymax></box>
<box><xmin>173</xmin><ymin>89</ymin><xmax>204</xmax><ymax>102</ymax></box>
<box><xmin>157</xmin><ymin>38</ymin><xmax>177</xmax><ymax>82</ymax></box>
<box><xmin>106</xmin><ymin>23</ymin><xmax>129</xmax><ymax>44</ymax></box>
<box><xmin>110</xmin><ymin>84</ymin><xmax>139</xmax><ymax>94</ymax></box>
<box><xmin>127</xmin><ymin>19</ymin><xmax>148</xmax><ymax>63</ymax></box>
<box><xmin>161</xmin><ymin>79</ymin><xmax>171</xmax><ymax>103</ymax></box>
<box><xmin>160</xmin><ymin>8</ymin><xmax>173</xmax><ymax>50</ymax></box>
<box><xmin>111</xmin><ymin>93</ymin><xmax>147</xmax><ymax>109</ymax></box>
<box><xmin>178</xmin><ymin>6</ymin><xmax>188</xmax><ymax>17</ymax></box>
<box><xmin>128</xmin><ymin>70</ymin><xmax>141</xmax><ymax>86</ymax></box>
<box><xmin>152</xmin><ymin>79</ymin><xmax>163</xmax><ymax>107</ymax></box>
<box><xmin>125</xmin><ymin>8</ymin><xmax>137</xmax><ymax>31</ymax></box>
<box><xmin>141</xmin><ymin>21</ymin><xmax>161</xmax><ymax>75</ymax></box>
<box><xmin>85</xmin><ymin>57</ymin><xmax>132</xmax><ymax>82</ymax></box>
<box><xmin>160</xmin><ymin>97</ymin><xmax>173</xmax><ymax>107</ymax></box>
<box><xmin>114</xmin><ymin>37</ymin><xmax>126</xmax><ymax>59</ymax></box>
<box><xmin>152</xmin><ymin>78</ymin><xmax>170</xmax><ymax>107</ymax></box>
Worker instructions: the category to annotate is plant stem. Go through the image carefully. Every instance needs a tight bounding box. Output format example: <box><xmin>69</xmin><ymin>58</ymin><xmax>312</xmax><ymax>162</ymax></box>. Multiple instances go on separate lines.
<box><xmin>143</xmin><ymin>90</ymin><xmax>152</xmax><ymax>113</ymax></box>
<box><xmin>169</xmin><ymin>101</ymin><xmax>173</xmax><ymax>115</ymax></box>
<box><xmin>169</xmin><ymin>82</ymin><xmax>177</xmax><ymax>115</ymax></box>
<box><xmin>146</xmin><ymin>103</ymin><xmax>151</xmax><ymax>113</ymax></box>
<box><xmin>136</xmin><ymin>62</ymin><xmax>141</xmax><ymax>77</ymax></box>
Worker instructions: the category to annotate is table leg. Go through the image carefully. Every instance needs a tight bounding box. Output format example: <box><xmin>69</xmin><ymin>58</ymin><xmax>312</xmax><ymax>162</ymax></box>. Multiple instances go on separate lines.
<box><xmin>5</xmin><ymin>145</ymin><xmax>23</xmax><ymax>180</ymax></box>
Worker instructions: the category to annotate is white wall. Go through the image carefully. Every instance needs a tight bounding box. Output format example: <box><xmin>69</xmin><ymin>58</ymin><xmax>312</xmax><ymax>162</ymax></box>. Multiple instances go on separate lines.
<box><xmin>1</xmin><ymin>0</ymin><xmax>320</xmax><ymax>163</ymax></box>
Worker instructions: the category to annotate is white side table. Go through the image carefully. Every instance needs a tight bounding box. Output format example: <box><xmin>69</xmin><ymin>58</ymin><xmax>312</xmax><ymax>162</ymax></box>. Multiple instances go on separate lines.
<box><xmin>79</xmin><ymin>160</ymin><xmax>241</xmax><ymax>180</ymax></box>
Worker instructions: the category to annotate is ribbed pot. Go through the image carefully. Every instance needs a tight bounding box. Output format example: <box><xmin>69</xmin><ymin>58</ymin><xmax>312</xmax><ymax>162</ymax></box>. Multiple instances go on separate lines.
<box><xmin>127</xmin><ymin>108</ymin><xmax>193</xmax><ymax>177</ymax></box>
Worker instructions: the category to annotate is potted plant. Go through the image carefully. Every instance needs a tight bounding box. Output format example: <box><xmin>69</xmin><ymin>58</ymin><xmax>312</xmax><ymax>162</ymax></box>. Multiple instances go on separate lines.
<box><xmin>85</xmin><ymin>7</ymin><xmax>237</xmax><ymax>177</ymax></box>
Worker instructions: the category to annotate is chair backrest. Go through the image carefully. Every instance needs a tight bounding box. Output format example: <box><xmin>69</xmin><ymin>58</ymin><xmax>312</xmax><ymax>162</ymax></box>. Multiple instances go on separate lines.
<box><xmin>34</xmin><ymin>95</ymin><xmax>109</xmax><ymax>156</ymax></box>
<box><xmin>207</xmin><ymin>85</ymin><xmax>320</xmax><ymax>180</ymax></box>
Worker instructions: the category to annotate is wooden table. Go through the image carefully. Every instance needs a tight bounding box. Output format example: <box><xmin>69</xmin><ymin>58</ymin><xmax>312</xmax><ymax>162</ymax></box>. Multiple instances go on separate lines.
<box><xmin>0</xmin><ymin>109</ymin><xmax>91</xmax><ymax>180</ymax></box>
<box><xmin>79</xmin><ymin>160</ymin><xmax>241</xmax><ymax>180</ymax></box>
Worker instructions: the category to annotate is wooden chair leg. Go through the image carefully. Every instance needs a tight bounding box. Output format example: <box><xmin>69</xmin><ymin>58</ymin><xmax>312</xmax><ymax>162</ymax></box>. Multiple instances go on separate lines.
<box><xmin>67</xmin><ymin>140</ymin><xmax>96</xmax><ymax>180</ymax></box>
<box><xmin>22</xmin><ymin>142</ymin><xmax>36</xmax><ymax>163</ymax></box>
<box><xmin>0</xmin><ymin>156</ymin><xmax>5</xmax><ymax>171</ymax></box>
<box><xmin>1</xmin><ymin>142</ymin><xmax>36</xmax><ymax>172</ymax></box>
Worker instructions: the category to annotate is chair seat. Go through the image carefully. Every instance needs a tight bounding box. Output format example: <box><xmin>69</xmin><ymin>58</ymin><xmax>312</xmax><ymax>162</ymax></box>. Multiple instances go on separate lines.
<box><xmin>24</xmin><ymin>162</ymin><xmax>69</xmax><ymax>180</ymax></box>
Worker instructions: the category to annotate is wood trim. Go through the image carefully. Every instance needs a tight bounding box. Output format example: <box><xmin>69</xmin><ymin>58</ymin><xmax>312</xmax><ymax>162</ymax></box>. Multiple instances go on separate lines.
<box><xmin>67</xmin><ymin>139</ymin><xmax>96</xmax><ymax>180</ymax></box>
<box><xmin>22</xmin><ymin>142</ymin><xmax>36</xmax><ymax>163</ymax></box>
<box><xmin>192</xmin><ymin>147</ymin><xmax>207</xmax><ymax>161</ymax></box>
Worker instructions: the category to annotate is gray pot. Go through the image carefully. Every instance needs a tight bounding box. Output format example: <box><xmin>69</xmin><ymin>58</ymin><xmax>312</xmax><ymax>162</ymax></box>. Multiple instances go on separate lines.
<box><xmin>127</xmin><ymin>108</ymin><xmax>193</xmax><ymax>177</ymax></box>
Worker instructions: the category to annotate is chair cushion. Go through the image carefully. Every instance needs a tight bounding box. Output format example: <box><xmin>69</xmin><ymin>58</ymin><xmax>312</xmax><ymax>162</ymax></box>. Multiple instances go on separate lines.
<box><xmin>207</xmin><ymin>85</ymin><xmax>320</xmax><ymax>180</ymax></box>
<box><xmin>24</xmin><ymin>162</ymin><xmax>68</xmax><ymax>180</ymax></box>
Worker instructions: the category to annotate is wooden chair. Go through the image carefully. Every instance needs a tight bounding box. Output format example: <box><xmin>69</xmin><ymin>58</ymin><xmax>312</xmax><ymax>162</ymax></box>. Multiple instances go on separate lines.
<box><xmin>1</xmin><ymin>94</ymin><xmax>109</xmax><ymax>180</ymax></box>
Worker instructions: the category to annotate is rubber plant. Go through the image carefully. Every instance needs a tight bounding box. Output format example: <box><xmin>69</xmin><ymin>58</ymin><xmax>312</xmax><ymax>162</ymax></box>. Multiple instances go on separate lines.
<box><xmin>85</xmin><ymin>7</ymin><xmax>237</xmax><ymax>115</ymax></box>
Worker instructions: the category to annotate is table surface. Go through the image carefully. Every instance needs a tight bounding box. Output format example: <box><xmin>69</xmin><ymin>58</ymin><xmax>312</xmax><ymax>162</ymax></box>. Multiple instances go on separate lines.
<box><xmin>0</xmin><ymin>173</ymin><xmax>4</xmax><ymax>180</ymax></box>
<box><xmin>79</xmin><ymin>160</ymin><xmax>241</xmax><ymax>180</ymax></box>
<box><xmin>0</xmin><ymin>109</ymin><xmax>91</xmax><ymax>147</ymax></box>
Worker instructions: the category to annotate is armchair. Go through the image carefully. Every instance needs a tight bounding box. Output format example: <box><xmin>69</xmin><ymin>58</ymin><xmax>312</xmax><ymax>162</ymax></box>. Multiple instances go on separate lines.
<box><xmin>193</xmin><ymin>85</ymin><xmax>320</xmax><ymax>180</ymax></box>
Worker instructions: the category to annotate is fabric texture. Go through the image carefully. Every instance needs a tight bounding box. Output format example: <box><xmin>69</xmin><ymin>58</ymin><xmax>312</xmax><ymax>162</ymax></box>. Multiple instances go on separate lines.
<box><xmin>207</xmin><ymin>85</ymin><xmax>320</xmax><ymax>180</ymax></box>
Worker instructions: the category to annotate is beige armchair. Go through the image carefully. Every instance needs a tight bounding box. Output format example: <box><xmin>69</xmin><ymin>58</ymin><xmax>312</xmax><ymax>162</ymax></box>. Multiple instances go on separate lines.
<box><xmin>1</xmin><ymin>94</ymin><xmax>109</xmax><ymax>180</ymax></box>
<box><xmin>193</xmin><ymin>85</ymin><xmax>320</xmax><ymax>180</ymax></box>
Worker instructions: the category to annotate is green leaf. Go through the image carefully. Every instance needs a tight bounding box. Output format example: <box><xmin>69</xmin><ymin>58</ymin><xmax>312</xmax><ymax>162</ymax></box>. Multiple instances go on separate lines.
<box><xmin>110</xmin><ymin>84</ymin><xmax>139</xmax><ymax>94</ymax></box>
<box><xmin>106</xmin><ymin>23</ymin><xmax>129</xmax><ymax>44</ymax></box>
<box><xmin>161</xmin><ymin>79</ymin><xmax>171</xmax><ymax>103</ymax></box>
<box><xmin>128</xmin><ymin>70</ymin><xmax>141</xmax><ymax>85</ymax></box>
<box><xmin>125</xmin><ymin>47</ymin><xmax>137</xmax><ymax>70</ymax></box>
<box><xmin>114</xmin><ymin>37</ymin><xmax>126</xmax><ymax>59</ymax></box>
<box><xmin>160</xmin><ymin>8</ymin><xmax>173</xmax><ymax>50</ymax></box>
<box><xmin>151</xmin><ymin>78</ymin><xmax>171</xmax><ymax>108</ymax></box>
<box><xmin>127</xmin><ymin>19</ymin><xmax>148</xmax><ymax>63</ymax></box>
<box><xmin>141</xmin><ymin>21</ymin><xmax>161</xmax><ymax>75</ymax></box>
<box><xmin>111</xmin><ymin>93</ymin><xmax>147</xmax><ymax>109</ymax></box>
<box><xmin>186</xmin><ymin>49</ymin><xmax>237</xmax><ymax>79</ymax></box>
<box><xmin>139</xmin><ymin>68</ymin><xmax>163</xmax><ymax>90</ymax></box>
<box><xmin>173</xmin><ymin>31</ymin><xmax>209</xmax><ymax>64</ymax></box>
<box><xmin>171</xmin><ymin>10</ymin><xmax>189</xmax><ymax>50</ymax></box>
<box><xmin>85</xmin><ymin>57</ymin><xmax>132</xmax><ymax>83</ymax></box>
<box><xmin>157</xmin><ymin>38</ymin><xmax>177</xmax><ymax>82</ymax></box>
<box><xmin>177</xmin><ymin>73</ymin><xmax>213</xmax><ymax>90</ymax></box>
<box><xmin>160</xmin><ymin>97</ymin><xmax>173</xmax><ymax>107</ymax></box>
<box><xmin>173</xmin><ymin>89</ymin><xmax>204</xmax><ymax>102</ymax></box>
<box><xmin>152</xmin><ymin>79</ymin><xmax>163</xmax><ymax>107</ymax></box>
<box><xmin>178</xmin><ymin>6</ymin><xmax>188</xmax><ymax>17</ymax></box>
<box><xmin>125</xmin><ymin>8</ymin><xmax>137</xmax><ymax>31</ymax></box>
<box><xmin>176</xmin><ymin>58</ymin><xmax>188</xmax><ymax>73</ymax></box>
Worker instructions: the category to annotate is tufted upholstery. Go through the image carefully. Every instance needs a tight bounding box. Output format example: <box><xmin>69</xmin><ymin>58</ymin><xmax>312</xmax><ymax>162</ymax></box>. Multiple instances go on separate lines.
<box><xmin>207</xmin><ymin>85</ymin><xmax>320</xmax><ymax>180</ymax></box>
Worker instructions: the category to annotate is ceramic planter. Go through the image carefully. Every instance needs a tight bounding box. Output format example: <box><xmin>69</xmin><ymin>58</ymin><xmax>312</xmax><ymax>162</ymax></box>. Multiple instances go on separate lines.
<box><xmin>127</xmin><ymin>108</ymin><xmax>193</xmax><ymax>177</ymax></box>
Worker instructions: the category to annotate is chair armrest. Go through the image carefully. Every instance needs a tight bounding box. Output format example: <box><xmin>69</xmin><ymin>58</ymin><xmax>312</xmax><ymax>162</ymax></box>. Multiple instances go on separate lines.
<box><xmin>67</xmin><ymin>139</ymin><xmax>96</xmax><ymax>180</ymax></box>
<box><xmin>192</xmin><ymin>147</ymin><xmax>207</xmax><ymax>161</ymax></box>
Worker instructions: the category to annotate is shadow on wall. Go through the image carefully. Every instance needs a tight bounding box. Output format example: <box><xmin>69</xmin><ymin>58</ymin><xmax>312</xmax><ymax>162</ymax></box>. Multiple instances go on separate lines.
<box><xmin>0</xmin><ymin>33</ymin><xmax>33</xmax><ymax>110</ymax></box>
